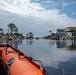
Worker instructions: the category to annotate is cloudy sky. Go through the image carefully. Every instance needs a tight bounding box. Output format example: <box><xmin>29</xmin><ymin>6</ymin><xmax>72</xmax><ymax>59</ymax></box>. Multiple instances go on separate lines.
<box><xmin>0</xmin><ymin>0</ymin><xmax>76</xmax><ymax>36</ymax></box>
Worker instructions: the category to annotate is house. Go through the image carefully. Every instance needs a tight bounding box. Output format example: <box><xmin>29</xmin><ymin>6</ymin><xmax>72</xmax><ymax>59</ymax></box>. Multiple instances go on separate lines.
<box><xmin>65</xmin><ymin>27</ymin><xmax>76</xmax><ymax>39</ymax></box>
<box><xmin>56</xmin><ymin>29</ymin><xmax>66</xmax><ymax>40</ymax></box>
<box><xmin>65</xmin><ymin>27</ymin><xmax>76</xmax><ymax>32</ymax></box>
<box><xmin>45</xmin><ymin>29</ymin><xmax>66</xmax><ymax>40</ymax></box>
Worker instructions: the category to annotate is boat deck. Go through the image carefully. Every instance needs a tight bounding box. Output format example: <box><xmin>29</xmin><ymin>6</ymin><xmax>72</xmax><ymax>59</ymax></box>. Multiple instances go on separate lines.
<box><xmin>0</xmin><ymin>64</ymin><xmax>8</xmax><ymax>75</ymax></box>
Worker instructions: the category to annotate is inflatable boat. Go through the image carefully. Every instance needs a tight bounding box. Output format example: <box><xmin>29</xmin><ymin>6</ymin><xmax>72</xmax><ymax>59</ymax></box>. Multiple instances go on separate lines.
<box><xmin>0</xmin><ymin>44</ymin><xmax>47</xmax><ymax>75</ymax></box>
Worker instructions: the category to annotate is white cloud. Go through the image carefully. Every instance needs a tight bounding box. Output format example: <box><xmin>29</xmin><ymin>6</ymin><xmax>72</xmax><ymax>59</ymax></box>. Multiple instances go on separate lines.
<box><xmin>0</xmin><ymin>0</ymin><xmax>74</xmax><ymax>21</ymax></box>
<box><xmin>44</xmin><ymin>0</ymin><xmax>54</xmax><ymax>4</ymax></box>
<box><xmin>62</xmin><ymin>2</ymin><xmax>70</xmax><ymax>8</ymax></box>
<box><xmin>0</xmin><ymin>0</ymin><xmax>44</xmax><ymax>17</ymax></box>
<box><xmin>0</xmin><ymin>0</ymin><xmax>76</xmax><ymax>36</ymax></box>
<box><xmin>39</xmin><ymin>50</ymin><xmax>76</xmax><ymax>68</ymax></box>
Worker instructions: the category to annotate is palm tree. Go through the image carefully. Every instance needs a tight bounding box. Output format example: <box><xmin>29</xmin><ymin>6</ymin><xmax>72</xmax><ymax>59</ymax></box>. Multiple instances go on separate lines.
<box><xmin>19</xmin><ymin>33</ymin><xmax>23</xmax><ymax>38</ymax></box>
<box><xmin>8</xmin><ymin>23</ymin><xmax>15</xmax><ymax>35</ymax></box>
<box><xmin>13</xmin><ymin>27</ymin><xmax>18</xmax><ymax>38</ymax></box>
<box><xmin>0</xmin><ymin>28</ymin><xmax>3</xmax><ymax>33</ymax></box>
<box><xmin>14</xmin><ymin>26</ymin><xmax>18</xmax><ymax>33</ymax></box>
<box><xmin>49</xmin><ymin>30</ymin><xmax>52</xmax><ymax>34</ymax></box>
<box><xmin>0</xmin><ymin>28</ymin><xmax>3</xmax><ymax>38</ymax></box>
<box><xmin>28</xmin><ymin>32</ymin><xmax>34</xmax><ymax>39</ymax></box>
<box><xmin>26</xmin><ymin>34</ymin><xmax>29</xmax><ymax>39</ymax></box>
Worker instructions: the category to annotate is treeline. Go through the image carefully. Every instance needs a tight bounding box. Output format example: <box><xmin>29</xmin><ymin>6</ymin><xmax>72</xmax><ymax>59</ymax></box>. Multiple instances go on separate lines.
<box><xmin>0</xmin><ymin>23</ymin><xmax>23</xmax><ymax>39</ymax></box>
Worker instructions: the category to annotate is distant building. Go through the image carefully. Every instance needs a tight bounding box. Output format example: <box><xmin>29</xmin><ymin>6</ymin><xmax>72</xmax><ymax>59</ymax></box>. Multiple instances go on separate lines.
<box><xmin>56</xmin><ymin>29</ymin><xmax>66</xmax><ymax>40</ymax></box>
<box><xmin>65</xmin><ymin>27</ymin><xmax>76</xmax><ymax>32</ymax></box>
<box><xmin>57</xmin><ymin>29</ymin><xmax>66</xmax><ymax>34</ymax></box>
<box><xmin>65</xmin><ymin>27</ymin><xmax>76</xmax><ymax>39</ymax></box>
<box><xmin>45</xmin><ymin>29</ymin><xmax>66</xmax><ymax>40</ymax></box>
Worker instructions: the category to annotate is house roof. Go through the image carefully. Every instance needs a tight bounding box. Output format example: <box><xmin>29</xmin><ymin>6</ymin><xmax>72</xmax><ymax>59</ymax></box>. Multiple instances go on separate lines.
<box><xmin>56</xmin><ymin>29</ymin><xmax>66</xmax><ymax>34</ymax></box>
<box><xmin>65</xmin><ymin>27</ymin><xmax>76</xmax><ymax>32</ymax></box>
<box><xmin>57</xmin><ymin>29</ymin><xmax>65</xmax><ymax>32</ymax></box>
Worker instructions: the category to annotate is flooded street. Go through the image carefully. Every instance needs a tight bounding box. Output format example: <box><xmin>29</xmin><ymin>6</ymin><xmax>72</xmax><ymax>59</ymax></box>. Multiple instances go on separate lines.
<box><xmin>5</xmin><ymin>39</ymin><xmax>76</xmax><ymax>75</ymax></box>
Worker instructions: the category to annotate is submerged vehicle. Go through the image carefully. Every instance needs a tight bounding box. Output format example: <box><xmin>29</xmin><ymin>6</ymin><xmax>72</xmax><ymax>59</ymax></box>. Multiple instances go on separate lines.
<box><xmin>0</xmin><ymin>44</ymin><xmax>47</xmax><ymax>75</ymax></box>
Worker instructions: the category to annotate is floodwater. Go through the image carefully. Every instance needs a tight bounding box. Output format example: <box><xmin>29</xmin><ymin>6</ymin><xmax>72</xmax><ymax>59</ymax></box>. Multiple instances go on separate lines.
<box><xmin>2</xmin><ymin>39</ymin><xmax>76</xmax><ymax>75</ymax></box>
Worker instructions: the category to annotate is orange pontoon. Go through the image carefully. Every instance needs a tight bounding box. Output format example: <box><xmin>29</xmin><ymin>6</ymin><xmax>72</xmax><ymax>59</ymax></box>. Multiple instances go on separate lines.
<box><xmin>0</xmin><ymin>44</ymin><xmax>47</xmax><ymax>75</ymax></box>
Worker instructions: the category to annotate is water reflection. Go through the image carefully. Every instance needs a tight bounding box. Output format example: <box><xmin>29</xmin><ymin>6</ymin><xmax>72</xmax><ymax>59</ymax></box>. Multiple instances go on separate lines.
<box><xmin>0</xmin><ymin>39</ymin><xmax>23</xmax><ymax>49</ymax></box>
<box><xmin>11</xmin><ymin>40</ymin><xmax>76</xmax><ymax>75</ymax></box>
<box><xmin>0</xmin><ymin>39</ymin><xmax>3</xmax><ymax>44</ymax></box>
<box><xmin>56</xmin><ymin>40</ymin><xmax>66</xmax><ymax>48</ymax></box>
<box><xmin>1</xmin><ymin>39</ymin><xmax>76</xmax><ymax>50</ymax></box>
<box><xmin>0</xmin><ymin>39</ymin><xmax>76</xmax><ymax>75</ymax></box>
<box><xmin>45</xmin><ymin>58</ymin><xmax>76</xmax><ymax>75</ymax></box>
<box><xmin>26</xmin><ymin>39</ymin><xmax>33</xmax><ymax>45</ymax></box>
<box><xmin>49</xmin><ymin>40</ymin><xmax>54</xmax><ymax>48</ymax></box>
<box><xmin>66</xmin><ymin>40</ymin><xmax>76</xmax><ymax>50</ymax></box>
<box><xmin>9</xmin><ymin>40</ymin><xmax>23</xmax><ymax>49</ymax></box>
<box><xmin>54</xmin><ymin>40</ymin><xmax>76</xmax><ymax>50</ymax></box>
